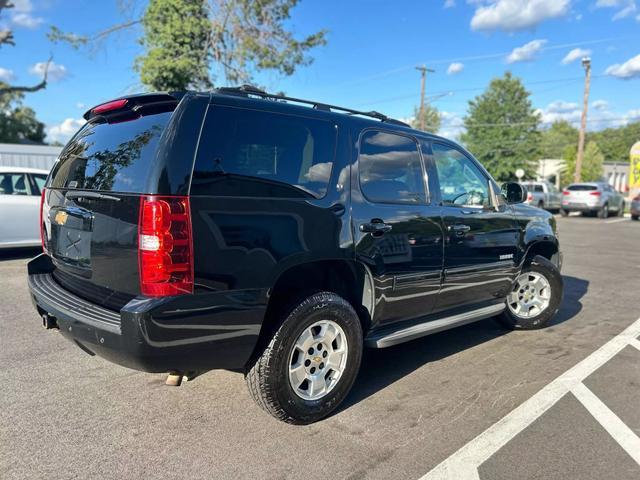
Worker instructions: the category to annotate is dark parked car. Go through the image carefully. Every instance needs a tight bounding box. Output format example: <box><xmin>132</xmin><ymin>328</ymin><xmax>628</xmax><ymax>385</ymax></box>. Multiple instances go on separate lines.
<box><xmin>28</xmin><ymin>87</ymin><xmax>563</xmax><ymax>424</ymax></box>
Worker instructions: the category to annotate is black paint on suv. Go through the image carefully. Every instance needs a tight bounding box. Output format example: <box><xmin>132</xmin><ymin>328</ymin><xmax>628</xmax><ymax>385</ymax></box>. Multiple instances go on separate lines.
<box><xmin>28</xmin><ymin>86</ymin><xmax>563</xmax><ymax>424</ymax></box>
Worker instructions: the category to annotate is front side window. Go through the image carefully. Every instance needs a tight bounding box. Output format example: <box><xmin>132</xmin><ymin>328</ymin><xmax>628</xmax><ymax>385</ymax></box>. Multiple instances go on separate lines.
<box><xmin>358</xmin><ymin>130</ymin><xmax>426</xmax><ymax>204</ymax></box>
<box><xmin>192</xmin><ymin>106</ymin><xmax>336</xmax><ymax>199</ymax></box>
<box><xmin>432</xmin><ymin>143</ymin><xmax>491</xmax><ymax>208</ymax></box>
<box><xmin>0</xmin><ymin>173</ymin><xmax>31</xmax><ymax>195</ymax></box>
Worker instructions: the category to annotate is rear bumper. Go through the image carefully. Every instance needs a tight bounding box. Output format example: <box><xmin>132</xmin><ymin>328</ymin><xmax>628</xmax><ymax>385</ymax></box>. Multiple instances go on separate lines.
<box><xmin>561</xmin><ymin>203</ymin><xmax>601</xmax><ymax>212</ymax></box>
<box><xmin>28</xmin><ymin>254</ymin><xmax>265</xmax><ymax>373</ymax></box>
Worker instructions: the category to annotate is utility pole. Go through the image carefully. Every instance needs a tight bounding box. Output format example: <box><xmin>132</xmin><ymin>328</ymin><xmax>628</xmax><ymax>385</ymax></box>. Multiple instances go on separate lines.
<box><xmin>416</xmin><ymin>65</ymin><xmax>435</xmax><ymax>131</ymax></box>
<box><xmin>575</xmin><ymin>57</ymin><xmax>591</xmax><ymax>184</ymax></box>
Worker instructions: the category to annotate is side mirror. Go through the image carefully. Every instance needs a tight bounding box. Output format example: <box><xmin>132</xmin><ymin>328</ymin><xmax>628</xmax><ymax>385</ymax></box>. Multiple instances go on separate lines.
<box><xmin>501</xmin><ymin>182</ymin><xmax>527</xmax><ymax>204</ymax></box>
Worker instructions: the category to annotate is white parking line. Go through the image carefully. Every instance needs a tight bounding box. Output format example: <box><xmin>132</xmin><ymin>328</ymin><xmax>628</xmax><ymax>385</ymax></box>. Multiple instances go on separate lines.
<box><xmin>605</xmin><ymin>218</ymin><xmax>629</xmax><ymax>224</ymax></box>
<box><xmin>420</xmin><ymin>316</ymin><xmax>640</xmax><ymax>480</ymax></box>
<box><xmin>571</xmin><ymin>383</ymin><xmax>640</xmax><ymax>465</ymax></box>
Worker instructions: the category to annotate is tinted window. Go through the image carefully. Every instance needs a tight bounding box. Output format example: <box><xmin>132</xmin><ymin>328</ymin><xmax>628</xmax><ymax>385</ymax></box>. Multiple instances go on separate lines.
<box><xmin>0</xmin><ymin>173</ymin><xmax>31</xmax><ymax>195</ymax></box>
<box><xmin>191</xmin><ymin>106</ymin><xmax>336</xmax><ymax>199</ymax></box>
<box><xmin>567</xmin><ymin>184</ymin><xmax>597</xmax><ymax>191</ymax></box>
<box><xmin>358</xmin><ymin>130</ymin><xmax>425</xmax><ymax>204</ymax></box>
<box><xmin>31</xmin><ymin>174</ymin><xmax>47</xmax><ymax>195</ymax></box>
<box><xmin>534</xmin><ymin>185</ymin><xmax>544</xmax><ymax>193</ymax></box>
<box><xmin>49</xmin><ymin>112</ymin><xmax>172</xmax><ymax>192</ymax></box>
<box><xmin>433</xmin><ymin>144</ymin><xmax>490</xmax><ymax>208</ymax></box>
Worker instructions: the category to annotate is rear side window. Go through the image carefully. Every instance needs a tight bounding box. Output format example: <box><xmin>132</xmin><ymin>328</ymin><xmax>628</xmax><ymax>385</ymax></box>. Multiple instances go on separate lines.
<box><xmin>534</xmin><ymin>185</ymin><xmax>544</xmax><ymax>193</ymax></box>
<box><xmin>358</xmin><ymin>130</ymin><xmax>426</xmax><ymax>204</ymax></box>
<box><xmin>191</xmin><ymin>106</ymin><xmax>337</xmax><ymax>199</ymax></box>
<box><xmin>567</xmin><ymin>185</ymin><xmax>597</xmax><ymax>191</ymax></box>
<box><xmin>0</xmin><ymin>173</ymin><xmax>31</xmax><ymax>195</ymax></box>
<box><xmin>49</xmin><ymin>112</ymin><xmax>172</xmax><ymax>192</ymax></box>
<box><xmin>31</xmin><ymin>174</ymin><xmax>47</xmax><ymax>195</ymax></box>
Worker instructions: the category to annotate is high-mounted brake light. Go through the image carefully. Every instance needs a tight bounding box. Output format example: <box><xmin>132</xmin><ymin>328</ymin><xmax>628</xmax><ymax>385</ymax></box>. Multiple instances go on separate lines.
<box><xmin>92</xmin><ymin>98</ymin><xmax>128</xmax><ymax>115</ymax></box>
<box><xmin>40</xmin><ymin>188</ymin><xmax>47</xmax><ymax>253</ymax></box>
<box><xmin>138</xmin><ymin>195</ymin><xmax>193</xmax><ymax>297</ymax></box>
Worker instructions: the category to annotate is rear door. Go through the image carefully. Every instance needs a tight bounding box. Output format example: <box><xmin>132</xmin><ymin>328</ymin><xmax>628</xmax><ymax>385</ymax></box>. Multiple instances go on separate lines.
<box><xmin>352</xmin><ymin>129</ymin><xmax>443</xmax><ymax>326</ymax></box>
<box><xmin>0</xmin><ymin>172</ymin><xmax>40</xmax><ymax>246</ymax></box>
<box><xmin>430</xmin><ymin>142</ymin><xmax>519</xmax><ymax>312</ymax></box>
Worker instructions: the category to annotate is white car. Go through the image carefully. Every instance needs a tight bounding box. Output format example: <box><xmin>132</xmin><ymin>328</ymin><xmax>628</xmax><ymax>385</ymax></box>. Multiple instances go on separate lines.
<box><xmin>0</xmin><ymin>166</ymin><xmax>49</xmax><ymax>249</ymax></box>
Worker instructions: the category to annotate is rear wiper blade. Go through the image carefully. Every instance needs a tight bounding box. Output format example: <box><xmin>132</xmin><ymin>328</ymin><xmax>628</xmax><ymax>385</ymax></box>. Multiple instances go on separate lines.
<box><xmin>65</xmin><ymin>191</ymin><xmax>121</xmax><ymax>202</ymax></box>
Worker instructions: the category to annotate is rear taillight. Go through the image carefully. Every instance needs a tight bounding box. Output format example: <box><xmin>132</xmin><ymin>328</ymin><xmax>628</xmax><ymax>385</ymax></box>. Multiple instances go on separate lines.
<box><xmin>138</xmin><ymin>195</ymin><xmax>193</xmax><ymax>297</ymax></box>
<box><xmin>590</xmin><ymin>191</ymin><xmax>601</xmax><ymax>196</ymax></box>
<box><xmin>562</xmin><ymin>191</ymin><xmax>570</xmax><ymax>195</ymax></box>
<box><xmin>40</xmin><ymin>188</ymin><xmax>47</xmax><ymax>253</ymax></box>
<box><xmin>634</xmin><ymin>194</ymin><xmax>640</xmax><ymax>201</ymax></box>
<box><xmin>527</xmin><ymin>192</ymin><xmax>533</xmax><ymax>201</ymax></box>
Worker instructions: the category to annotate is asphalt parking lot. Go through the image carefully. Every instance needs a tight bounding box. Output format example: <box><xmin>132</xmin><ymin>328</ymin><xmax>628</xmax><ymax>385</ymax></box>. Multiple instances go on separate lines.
<box><xmin>1</xmin><ymin>215</ymin><xmax>639</xmax><ymax>480</ymax></box>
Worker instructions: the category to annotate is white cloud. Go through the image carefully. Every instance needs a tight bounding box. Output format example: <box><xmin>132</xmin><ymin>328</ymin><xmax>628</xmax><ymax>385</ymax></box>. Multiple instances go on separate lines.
<box><xmin>537</xmin><ymin>99</ymin><xmax>639</xmax><ymax>131</ymax></box>
<box><xmin>0</xmin><ymin>67</ymin><xmax>15</xmax><ymax>82</ymax></box>
<box><xmin>506</xmin><ymin>39</ymin><xmax>547</xmax><ymax>63</ymax></box>
<box><xmin>11</xmin><ymin>12</ymin><xmax>43</xmax><ymax>29</ymax></box>
<box><xmin>444</xmin><ymin>0</ymin><xmax>456</xmax><ymax>7</ymax></box>
<box><xmin>605</xmin><ymin>53</ymin><xmax>640</xmax><ymax>79</ymax></box>
<box><xmin>46</xmin><ymin>118</ymin><xmax>85</xmax><ymax>144</ymax></box>
<box><xmin>596</xmin><ymin>0</ymin><xmax>638</xmax><ymax>20</ymax></box>
<box><xmin>439</xmin><ymin>111</ymin><xmax>466</xmax><ymax>140</ymax></box>
<box><xmin>29</xmin><ymin>61</ymin><xmax>68</xmax><ymax>81</ymax></box>
<box><xmin>561</xmin><ymin>48</ymin><xmax>592</xmax><ymax>65</ymax></box>
<box><xmin>76</xmin><ymin>102</ymin><xmax>86</xmax><ymax>109</ymax></box>
<box><xmin>447</xmin><ymin>62</ymin><xmax>464</xmax><ymax>75</ymax></box>
<box><xmin>592</xmin><ymin>99</ymin><xmax>609</xmax><ymax>110</ymax></box>
<box><xmin>470</xmin><ymin>0</ymin><xmax>571</xmax><ymax>32</ymax></box>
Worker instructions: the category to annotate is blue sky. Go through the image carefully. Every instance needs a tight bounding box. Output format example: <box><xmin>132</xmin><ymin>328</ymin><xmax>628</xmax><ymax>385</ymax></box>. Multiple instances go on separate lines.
<box><xmin>1</xmin><ymin>0</ymin><xmax>639</xmax><ymax>143</ymax></box>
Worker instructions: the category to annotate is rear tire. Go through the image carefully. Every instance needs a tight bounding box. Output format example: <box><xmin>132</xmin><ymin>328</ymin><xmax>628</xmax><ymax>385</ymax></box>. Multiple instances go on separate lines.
<box><xmin>245</xmin><ymin>291</ymin><xmax>363</xmax><ymax>425</ymax></box>
<box><xmin>632</xmin><ymin>215</ymin><xmax>639</xmax><ymax>221</ymax></box>
<box><xmin>537</xmin><ymin>201</ymin><xmax>544</xmax><ymax>210</ymax></box>
<box><xmin>496</xmin><ymin>256</ymin><xmax>563</xmax><ymax>330</ymax></box>
<box><xmin>618</xmin><ymin>202</ymin><xmax>625</xmax><ymax>217</ymax></box>
<box><xmin>560</xmin><ymin>209</ymin><xmax>569</xmax><ymax>217</ymax></box>
<box><xmin>598</xmin><ymin>203</ymin><xmax>609</xmax><ymax>219</ymax></box>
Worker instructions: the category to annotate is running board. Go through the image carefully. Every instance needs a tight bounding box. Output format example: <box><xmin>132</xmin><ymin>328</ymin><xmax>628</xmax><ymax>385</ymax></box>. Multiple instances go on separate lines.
<box><xmin>365</xmin><ymin>304</ymin><xmax>505</xmax><ymax>348</ymax></box>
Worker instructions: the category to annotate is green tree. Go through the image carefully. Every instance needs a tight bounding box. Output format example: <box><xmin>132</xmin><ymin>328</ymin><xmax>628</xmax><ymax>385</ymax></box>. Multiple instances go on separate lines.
<box><xmin>0</xmin><ymin>86</ymin><xmax>45</xmax><ymax>143</ymax></box>
<box><xmin>135</xmin><ymin>0</ymin><xmax>211</xmax><ymax>90</ymax></box>
<box><xmin>588</xmin><ymin>121</ymin><xmax>640</xmax><ymax>163</ymax></box>
<box><xmin>540</xmin><ymin>120</ymin><xmax>578</xmax><ymax>159</ymax></box>
<box><xmin>461</xmin><ymin>72</ymin><xmax>541</xmax><ymax>182</ymax></box>
<box><xmin>51</xmin><ymin>0</ymin><xmax>327</xmax><ymax>91</ymax></box>
<box><xmin>411</xmin><ymin>104</ymin><xmax>441</xmax><ymax>133</ymax></box>
<box><xmin>561</xmin><ymin>141</ymin><xmax>604</xmax><ymax>186</ymax></box>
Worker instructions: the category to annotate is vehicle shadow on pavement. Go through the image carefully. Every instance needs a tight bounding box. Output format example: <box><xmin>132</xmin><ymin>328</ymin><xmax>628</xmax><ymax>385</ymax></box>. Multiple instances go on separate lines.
<box><xmin>0</xmin><ymin>248</ymin><xmax>41</xmax><ymax>262</ymax></box>
<box><xmin>547</xmin><ymin>275</ymin><xmax>589</xmax><ymax>327</ymax></box>
<box><xmin>340</xmin><ymin>275</ymin><xmax>589</xmax><ymax>413</ymax></box>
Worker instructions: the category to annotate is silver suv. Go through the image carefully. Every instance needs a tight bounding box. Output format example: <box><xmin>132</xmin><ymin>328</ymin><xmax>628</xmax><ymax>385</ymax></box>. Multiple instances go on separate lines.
<box><xmin>561</xmin><ymin>182</ymin><xmax>625</xmax><ymax>218</ymax></box>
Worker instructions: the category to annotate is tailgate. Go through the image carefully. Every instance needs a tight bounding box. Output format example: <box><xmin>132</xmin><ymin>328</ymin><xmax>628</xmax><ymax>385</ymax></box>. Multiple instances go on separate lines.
<box><xmin>43</xmin><ymin>189</ymin><xmax>141</xmax><ymax>310</ymax></box>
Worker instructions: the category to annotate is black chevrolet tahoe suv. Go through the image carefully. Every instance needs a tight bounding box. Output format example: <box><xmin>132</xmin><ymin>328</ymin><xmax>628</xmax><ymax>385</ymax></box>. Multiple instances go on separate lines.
<box><xmin>28</xmin><ymin>86</ymin><xmax>563</xmax><ymax>424</ymax></box>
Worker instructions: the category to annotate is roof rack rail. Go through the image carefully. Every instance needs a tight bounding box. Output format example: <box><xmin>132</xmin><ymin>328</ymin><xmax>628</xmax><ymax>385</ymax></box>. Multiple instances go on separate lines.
<box><xmin>215</xmin><ymin>84</ymin><xmax>411</xmax><ymax>128</ymax></box>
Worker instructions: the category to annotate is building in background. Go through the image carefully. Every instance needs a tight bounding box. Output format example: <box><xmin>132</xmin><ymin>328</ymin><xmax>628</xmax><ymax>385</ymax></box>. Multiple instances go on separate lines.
<box><xmin>0</xmin><ymin>143</ymin><xmax>62</xmax><ymax>172</ymax></box>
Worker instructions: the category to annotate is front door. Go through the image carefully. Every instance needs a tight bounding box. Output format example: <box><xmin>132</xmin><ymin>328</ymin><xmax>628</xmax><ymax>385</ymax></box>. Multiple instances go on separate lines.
<box><xmin>429</xmin><ymin>142</ymin><xmax>519</xmax><ymax>313</ymax></box>
<box><xmin>352</xmin><ymin>129</ymin><xmax>444</xmax><ymax>327</ymax></box>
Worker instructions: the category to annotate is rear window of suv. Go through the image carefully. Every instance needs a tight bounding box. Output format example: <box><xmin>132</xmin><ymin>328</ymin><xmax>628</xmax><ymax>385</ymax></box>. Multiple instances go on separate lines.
<box><xmin>49</xmin><ymin>111</ymin><xmax>172</xmax><ymax>193</ymax></box>
<box><xmin>567</xmin><ymin>185</ymin><xmax>598</xmax><ymax>191</ymax></box>
<box><xmin>191</xmin><ymin>105</ymin><xmax>337</xmax><ymax>199</ymax></box>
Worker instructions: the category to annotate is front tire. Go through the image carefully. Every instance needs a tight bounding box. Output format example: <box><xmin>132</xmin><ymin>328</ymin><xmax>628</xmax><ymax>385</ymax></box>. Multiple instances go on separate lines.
<box><xmin>497</xmin><ymin>256</ymin><xmax>563</xmax><ymax>330</ymax></box>
<box><xmin>632</xmin><ymin>214</ymin><xmax>639</xmax><ymax>221</ymax></box>
<box><xmin>618</xmin><ymin>202</ymin><xmax>625</xmax><ymax>217</ymax></box>
<box><xmin>245</xmin><ymin>292</ymin><xmax>363</xmax><ymax>424</ymax></box>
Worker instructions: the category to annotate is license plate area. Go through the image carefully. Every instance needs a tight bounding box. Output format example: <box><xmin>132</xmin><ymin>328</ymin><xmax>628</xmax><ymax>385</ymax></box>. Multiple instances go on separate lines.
<box><xmin>49</xmin><ymin>206</ymin><xmax>93</xmax><ymax>270</ymax></box>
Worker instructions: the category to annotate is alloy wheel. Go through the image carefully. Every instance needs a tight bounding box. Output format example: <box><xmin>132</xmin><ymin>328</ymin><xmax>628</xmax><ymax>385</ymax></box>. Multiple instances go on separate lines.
<box><xmin>507</xmin><ymin>272</ymin><xmax>552</xmax><ymax>319</ymax></box>
<box><xmin>288</xmin><ymin>320</ymin><xmax>349</xmax><ymax>401</ymax></box>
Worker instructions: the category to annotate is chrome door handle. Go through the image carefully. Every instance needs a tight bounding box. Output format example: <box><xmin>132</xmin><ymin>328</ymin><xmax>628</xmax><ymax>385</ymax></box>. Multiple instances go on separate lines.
<box><xmin>360</xmin><ymin>220</ymin><xmax>392</xmax><ymax>235</ymax></box>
